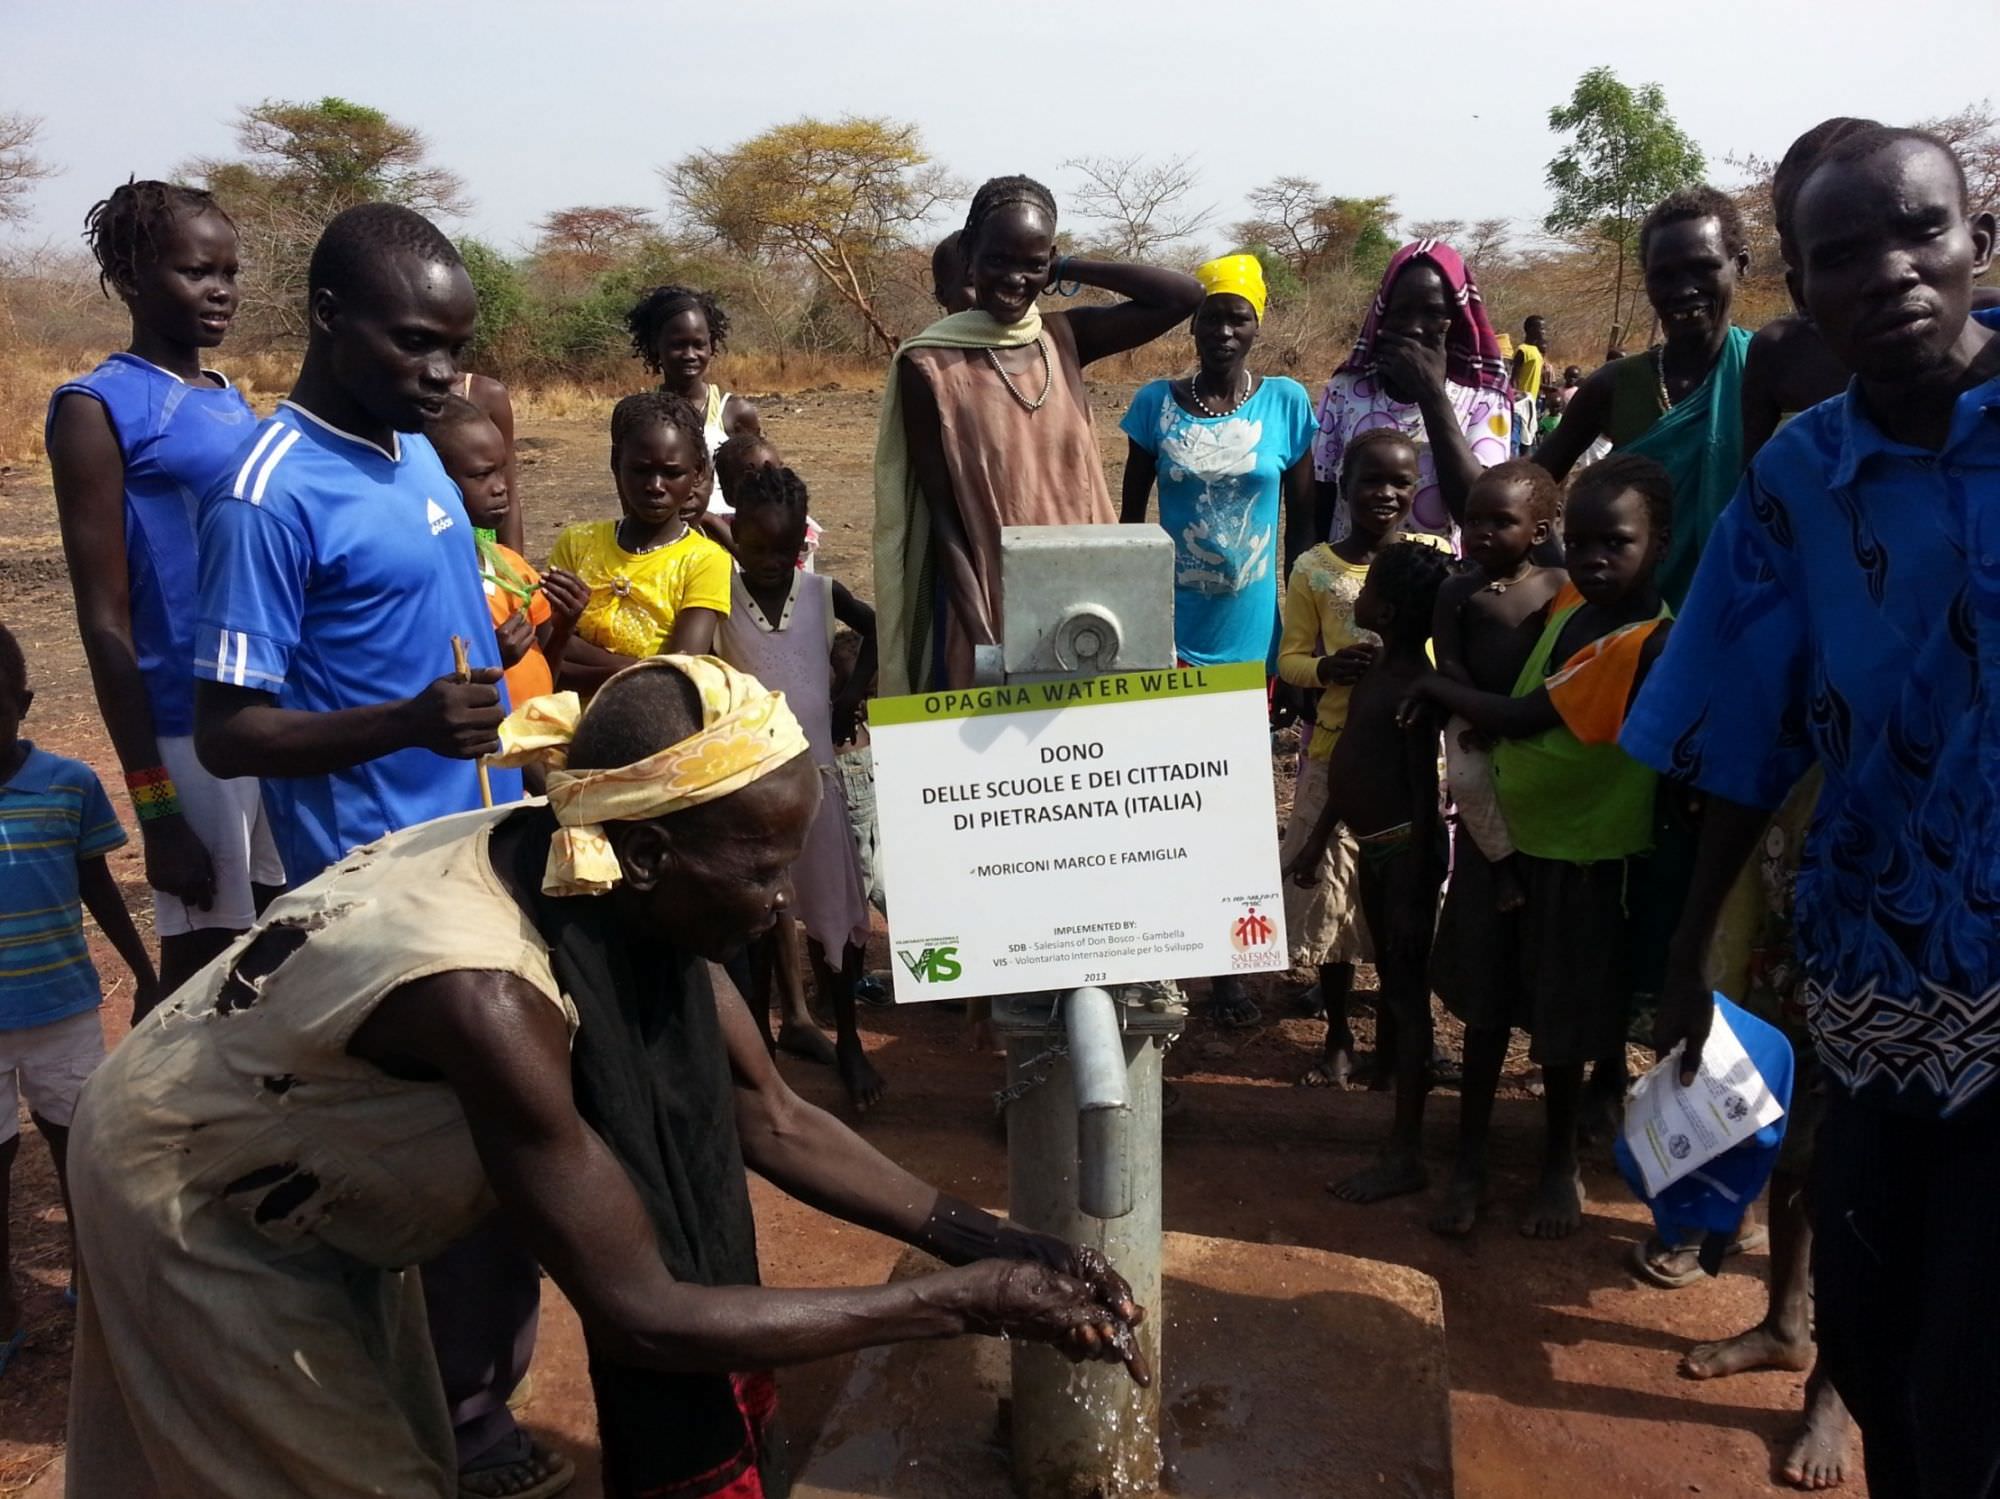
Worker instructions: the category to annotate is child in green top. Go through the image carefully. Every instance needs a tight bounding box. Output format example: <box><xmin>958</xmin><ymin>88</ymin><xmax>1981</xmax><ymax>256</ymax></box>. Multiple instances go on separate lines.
<box><xmin>1403</xmin><ymin>454</ymin><xmax>1676</xmax><ymax>1241</ymax></box>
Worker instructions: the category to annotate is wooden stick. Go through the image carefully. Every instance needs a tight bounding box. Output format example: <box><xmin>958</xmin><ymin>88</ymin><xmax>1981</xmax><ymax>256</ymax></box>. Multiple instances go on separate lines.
<box><xmin>451</xmin><ymin>635</ymin><xmax>495</xmax><ymax>809</ymax></box>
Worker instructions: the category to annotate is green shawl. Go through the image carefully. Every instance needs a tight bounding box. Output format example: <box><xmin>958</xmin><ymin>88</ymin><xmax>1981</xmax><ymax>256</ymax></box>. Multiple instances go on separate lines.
<box><xmin>1621</xmin><ymin>324</ymin><xmax>1752</xmax><ymax>608</ymax></box>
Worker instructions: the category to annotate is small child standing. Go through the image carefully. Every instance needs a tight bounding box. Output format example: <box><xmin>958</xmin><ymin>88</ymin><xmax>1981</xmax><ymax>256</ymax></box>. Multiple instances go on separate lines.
<box><xmin>427</xmin><ymin>397</ymin><xmax>587</xmax><ymax>711</ymax></box>
<box><xmin>551</xmin><ymin>392</ymin><xmax>732</xmax><ymax>698</ymax></box>
<box><xmin>1408</xmin><ymin>455</ymin><xmax>1676</xmax><ymax>1240</ymax></box>
<box><xmin>0</xmin><ymin>623</ymin><xmax>157</xmax><ymax>1362</ymax></box>
<box><xmin>1428</xmin><ymin>460</ymin><xmax>1566</xmax><ymax>912</ymax></box>
<box><xmin>716</xmin><ymin>466</ymin><xmax>884</xmax><ymax>1111</ymax></box>
<box><xmin>1276</xmin><ymin>429</ymin><xmax>1448</xmax><ymax>1077</ymax></box>
<box><xmin>1289</xmin><ymin>543</ymin><xmax>1454</xmax><ymax>1202</ymax></box>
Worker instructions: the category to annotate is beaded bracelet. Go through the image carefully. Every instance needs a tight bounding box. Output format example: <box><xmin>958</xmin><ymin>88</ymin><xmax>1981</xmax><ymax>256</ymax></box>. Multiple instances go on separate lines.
<box><xmin>126</xmin><ymin>766</ymin><xmax>182</xmax><ymax>823</ymax></box>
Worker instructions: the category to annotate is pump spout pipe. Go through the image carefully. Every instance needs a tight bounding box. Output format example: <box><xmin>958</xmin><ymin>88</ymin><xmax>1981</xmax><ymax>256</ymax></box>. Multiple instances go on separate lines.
<box><xmin>1064</xmin><ymin>986</ymin><xmax>1134</xmax><ymax>1219</ymax></box>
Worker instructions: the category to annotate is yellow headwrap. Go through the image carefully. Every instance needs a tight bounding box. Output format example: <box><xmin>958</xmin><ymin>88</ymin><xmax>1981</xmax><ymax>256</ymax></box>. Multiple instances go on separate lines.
<box><xmin>1195</xmin><ymin>253</ymin><xmax>1267</xmax><ymax>321</ymax></box>
<box><xmin>490</xmin><ymin>656</ymin><xmax>811</xmax><ymax>897</ymax></box>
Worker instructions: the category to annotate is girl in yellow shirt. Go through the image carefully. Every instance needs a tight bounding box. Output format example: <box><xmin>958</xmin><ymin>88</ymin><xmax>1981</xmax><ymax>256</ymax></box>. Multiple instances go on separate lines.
<box><xmin>551</xmin><ymin>391</ymin><xmax>733</xmax><ymax>696</ymax></box>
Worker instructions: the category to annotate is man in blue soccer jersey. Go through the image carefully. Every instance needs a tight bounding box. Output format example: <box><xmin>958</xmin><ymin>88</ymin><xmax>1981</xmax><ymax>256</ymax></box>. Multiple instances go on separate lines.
<box><xmin>1624</xmin><ymin>128</ymin><xmax>2000</xmax><ymax>1499</ymax></box>
<box><xmin>190</xmin><ymin>203</ymin><xmax>556</xmax><ymax>1498</ymax></box>
<box><xmin>192</xmin><ymin>203</ymin><xmax>521</xmax><ymax>887</ymax></box>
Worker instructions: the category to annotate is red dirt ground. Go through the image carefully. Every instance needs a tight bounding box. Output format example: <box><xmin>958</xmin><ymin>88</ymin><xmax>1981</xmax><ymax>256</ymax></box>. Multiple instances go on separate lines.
<box><xmin>0</xmin><ymin>385</ymin><xmax>1850</xmax><ymax>1497</ymax></box>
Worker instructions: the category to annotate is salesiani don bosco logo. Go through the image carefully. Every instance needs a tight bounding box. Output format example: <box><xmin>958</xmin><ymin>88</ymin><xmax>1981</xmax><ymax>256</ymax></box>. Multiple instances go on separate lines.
<box><xmin>897</xmin><ymin>942</ymin><xmax>963</xmax><ymax>984</ymax></box>
<box><xmin>1231</xmin><ymin>905</ymin><xmax>1276</xmax><ymax>951</ymax></box>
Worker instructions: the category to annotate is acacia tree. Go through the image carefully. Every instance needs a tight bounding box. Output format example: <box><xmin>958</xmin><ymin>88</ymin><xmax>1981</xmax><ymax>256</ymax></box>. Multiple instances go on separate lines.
<box><xmin>529</xmin><ymin>205</ymin><xmax>660</xmax><ymax>300</ymax></box>
<box><xmin>0</xmin><ymin>108</ymin><xmax>55</xmax><ymax>228</ymax></box>
<box><xmin>184</xmin><ymin>97</ymin><xmax>470</xmax><ymax>340</ymax></box>
<box><xmin>1545</xmin><ymin>68</ymin><xmax>1704</xmax><ymax>339</ymax></box>
<box><xmin>534</xmin><ymin>205</ymin><xmax>657</xmax><ymax>268</ymax></box>
<box><xmin>1062</xmin><ymin>154</ymin><xmax>1213</xmax><ymax>261</ymax></box>
<box><xmin>666</xmin><ymin>117</ymin><xmax>956</xmax><ymax>353</ymax></box>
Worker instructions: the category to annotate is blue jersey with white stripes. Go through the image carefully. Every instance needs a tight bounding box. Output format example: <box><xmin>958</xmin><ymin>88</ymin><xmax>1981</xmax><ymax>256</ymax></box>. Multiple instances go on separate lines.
<box><xmin>194</xmin><ymin>400</ymin><xmax>521</xmax><ymax>884</ymax></box>
<box><xmin>47</xmin><ymin>354</ymin><xmax>258</xmax><ymax>736</ymax></box>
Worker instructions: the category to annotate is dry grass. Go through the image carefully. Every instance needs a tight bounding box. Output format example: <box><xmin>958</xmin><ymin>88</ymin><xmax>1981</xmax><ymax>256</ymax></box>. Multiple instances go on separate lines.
<box><xmin>0</xmin><ymin>341</ymin><xmax>892</xmax><ymax>471</ymax></box>
<box><xmin>0</xmin><ymin>340</ymin><xmax>72</xmax><ymax>468</ymax></box>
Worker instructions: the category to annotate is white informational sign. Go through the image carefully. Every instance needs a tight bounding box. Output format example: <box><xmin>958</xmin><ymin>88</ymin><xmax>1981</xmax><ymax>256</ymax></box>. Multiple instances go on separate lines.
<box><xmin>868</xmin><ymin>662</ymin><xmax>1287</xmax><ymax>1002</ymax></box>
<box><xmin>1622</xmin><ymin>1006</ymin><xmax>1787</xmax><ymax>1197</ymax></box>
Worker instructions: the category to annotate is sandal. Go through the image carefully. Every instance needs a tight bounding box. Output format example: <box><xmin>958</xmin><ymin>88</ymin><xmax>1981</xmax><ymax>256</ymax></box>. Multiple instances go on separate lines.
<box><xmin>459</xmin><ymin>1435</ymin><xmax>575</xmax><ymax>1499</ymax></box>
<box><xmin>1629</xmin><ymin>1226</ymin><xmax>1771</xmax><ymax>1289</ymax></box>
<box><xmin>0</xmin><ymin>1327</ymin><xmax>26</xmax><ymax>1377</ymax></box>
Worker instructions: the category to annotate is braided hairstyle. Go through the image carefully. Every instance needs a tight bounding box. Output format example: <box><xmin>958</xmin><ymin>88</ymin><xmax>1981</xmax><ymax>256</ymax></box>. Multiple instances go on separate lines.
<box><xmin>84</xmin><ymin>179</ymin><xmax>235</xmax><ymax>296</ymax></box>
<box><xmin>609</xmin><ymin>389</ymin><xmax>709</xmax><ymax>469</ymax></box>
<box><xmin>962</xmin><ymin>175</ymin><xmax>1057</xmax><ymax>255</ymax></box>
<box><xmin>626</xmin><ymin>285</ymin><xmax>730</xmax><ymax>375</ymax></box>
<box><xmin>733</xmin><ymin>463</ymin><xmax>810</xmax><ymax>518</ymax></box>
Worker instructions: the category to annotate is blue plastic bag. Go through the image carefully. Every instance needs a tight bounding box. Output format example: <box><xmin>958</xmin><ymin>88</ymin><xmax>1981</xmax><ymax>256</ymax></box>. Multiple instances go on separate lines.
<box><xmin>1613</xmin><ymin>993</ymin><xmax>1795</xmax><ymax>1265</ymax></box>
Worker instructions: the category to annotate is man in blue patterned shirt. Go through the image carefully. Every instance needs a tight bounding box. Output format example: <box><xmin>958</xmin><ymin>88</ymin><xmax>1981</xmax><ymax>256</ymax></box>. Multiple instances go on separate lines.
<box><xmin>1623</xmin><ymin>127</ymin><xmax>2000</xmax><ymax>1498</ymax></box>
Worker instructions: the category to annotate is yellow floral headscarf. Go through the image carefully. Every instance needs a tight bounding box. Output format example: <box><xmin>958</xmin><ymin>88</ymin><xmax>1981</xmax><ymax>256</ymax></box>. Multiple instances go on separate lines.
<box><xmin>491</xmin><ymin>656</ymin><xmax>811</xmax><ymax>896</ymax></box>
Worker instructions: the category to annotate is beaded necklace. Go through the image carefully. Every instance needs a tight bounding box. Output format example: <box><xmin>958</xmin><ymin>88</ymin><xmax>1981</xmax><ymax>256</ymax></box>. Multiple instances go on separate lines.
<box><xmin>984</xmin><ymin>337</ymin><xmax>1055</xmax><ymax>413</ymax></box>
<box><xmin>1187</xmin><ymin>367</ymin><xmax>1252</xmax><ymax>417</ymax></box>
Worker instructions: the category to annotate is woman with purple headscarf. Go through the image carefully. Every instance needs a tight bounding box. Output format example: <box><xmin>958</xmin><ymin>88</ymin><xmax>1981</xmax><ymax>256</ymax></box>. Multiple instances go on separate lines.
<box><xmin>1311</xmin><ymin>240</ymin><xmax>1515</xmax><ymax>549</ymax></box>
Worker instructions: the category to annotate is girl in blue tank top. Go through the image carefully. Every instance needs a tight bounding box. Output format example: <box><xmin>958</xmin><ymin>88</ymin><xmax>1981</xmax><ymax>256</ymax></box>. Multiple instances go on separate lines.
<box><xmin>47</xmin><ymin>181</ymin><xmax>282</xmax><ymax>994</ymax></box>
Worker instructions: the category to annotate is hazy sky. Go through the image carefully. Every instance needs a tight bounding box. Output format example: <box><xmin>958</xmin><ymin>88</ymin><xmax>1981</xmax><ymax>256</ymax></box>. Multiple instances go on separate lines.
<box><xmin>9</xmin><ymin>0</ymin><xmax>2000</xmax><ymax>258</ymax></box>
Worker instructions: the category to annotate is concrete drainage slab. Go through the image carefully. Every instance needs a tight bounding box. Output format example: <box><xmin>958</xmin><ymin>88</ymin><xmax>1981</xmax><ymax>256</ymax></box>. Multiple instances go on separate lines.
<box><xmin>792</xmin><ymin>1231</ymin><xmax>1453</xmax><ymax>1498</ymax></box>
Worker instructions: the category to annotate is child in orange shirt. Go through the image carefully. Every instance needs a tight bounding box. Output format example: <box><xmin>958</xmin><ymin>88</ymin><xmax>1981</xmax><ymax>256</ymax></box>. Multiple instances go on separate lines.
<box><xmin>428</xmin><ymin>397</ymin><xmax>587</xmax><ymax>710</ymax></box>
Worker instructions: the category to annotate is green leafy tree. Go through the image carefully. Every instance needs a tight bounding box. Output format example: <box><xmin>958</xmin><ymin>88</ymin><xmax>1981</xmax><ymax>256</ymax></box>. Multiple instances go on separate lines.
<box><xmin>1545</xmin><ymin>68</ymin><xmax>1704</xmax><ymax>338</ymax></box>
<box><xmin>666</xmin><ymin>116</ymin><xmax>957</xmax><ymax>353</ymax></box>
<box><xmin>185</xmin><ymin>98</ymin><xmax>469</xmax><ymax>341</ymax></box>
<box><xmin>457</xmin><ymin>238</ymin><xmax>527</xmax><ymax>365</ymax></box>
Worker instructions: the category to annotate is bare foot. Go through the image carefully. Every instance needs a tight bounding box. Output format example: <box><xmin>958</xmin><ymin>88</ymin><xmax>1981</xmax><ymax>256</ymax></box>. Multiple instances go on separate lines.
<box><xmin>1429</xmin><ymin>1168</ymin><xmax>1486</xmax><ymax>1238</ymax></box>
<box><xmin>837</xmin><ymin>1039</ymin><xmax>886</xmax><ymax>1112</ymax></box>
<box><xmin>1782</xmin><ymin>1371</ymin><xmax>1854</xmax><ymax>1490</ymax></box>
<box><xmin>1329</xmin><ymin>1150</ymin><xmax>1428</xmax><ymax>1204</ymax></box>
<box><xmin>1297</xmin><ymin>1051</ymin><xmax>1353</xmax><ymax>1089</ymax></box>
<box><xmin>777</xmin><ymin>1019</ymin><xmax>839</xmax><ymax>1067</ymax></box>
<box><xmin>1681</xmin><ymin>1322</ymin><xmax>1812</xmax><ymax>1380</ymax></box>
<box><xmin>1521</xmin><ymin>1166</ymin><xmax>1585</xmax><ymax>1239</ymax></box>
<box><xmin>1492</xmin><ymin>858</ymin><xmax>1527</xmax><ymax>914</ymax></box>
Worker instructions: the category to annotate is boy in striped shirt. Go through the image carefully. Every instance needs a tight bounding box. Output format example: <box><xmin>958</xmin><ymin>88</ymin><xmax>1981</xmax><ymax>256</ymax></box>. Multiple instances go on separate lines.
<box><xmin>0</xmin><ymin>622</ymin><xmax>156</xmax><ymax>1363</ymax></box>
